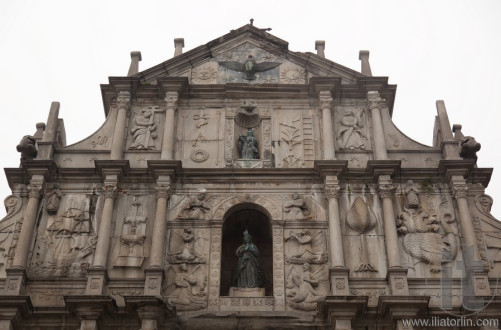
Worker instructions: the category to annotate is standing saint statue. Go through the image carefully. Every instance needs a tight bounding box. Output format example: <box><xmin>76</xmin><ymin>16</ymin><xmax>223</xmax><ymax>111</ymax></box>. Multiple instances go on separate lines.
<box><xmin>234</xmin><ymin>230</ymin><xmax>264</xmax><ymax>288</ymax></box>
<box><xmin>237</xmin><ymin>129</ymin><xmax>259</xmax><ymax>159</ymax></box>
<box><xmin>130</xmin><ymin>109</ymin><xmax>158</xmax><ymax>150</ymax></box>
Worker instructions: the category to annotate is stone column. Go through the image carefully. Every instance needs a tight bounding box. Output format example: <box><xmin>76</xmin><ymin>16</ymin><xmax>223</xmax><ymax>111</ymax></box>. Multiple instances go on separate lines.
<box><xmin>144</xmin><ymin>180</ymin><xmax>171</xmax><ymax>296</ymax></box>
<box><xmin>325</xmin><ymin>178</ymin><xmax>350</xmax><ymax>295</ymax></box>
<box><xmin>160</xmin><ymin>92</ymin><xmax>179</xmax><ymax>160</ymax></box>
<box><xmin>12</xmin><ymin>179</ymin><xmax>43</xmax><ymax>269</ymax></box>
<box><xmin>110</xmin><ymin>91</ymin><xmax>131</xmax><ymax>160</ymax></box>
<box><xmin>367</xmin><ymin>91</ymin><xmax>388</xmax><ymax>160</ymax></box>
<box><xmin>378</xmin><ymin>175</ymin><xmax>409</xmax><ymax>295</ymax></box>
<box><xmin>319</xmin><ymin>91</ymin><xmax>335</xmax><ymax>160</ymax></box>
<box><xmin>451</xmin><ymin>176</ymin><xmax>491</xmax><ymax>296</ymax></box>
<box><xmin>86</xmin><ymin>178</ymin><xmax>117</xmax><ymax>295</ymax></box>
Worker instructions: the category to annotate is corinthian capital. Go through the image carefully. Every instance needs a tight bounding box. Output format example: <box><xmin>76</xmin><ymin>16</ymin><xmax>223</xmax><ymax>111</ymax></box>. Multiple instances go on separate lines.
<box><xmin>452</xmin><ymin>182</ymin><xmax>468</xmax><ymax>200</ymax></box>
<box><xmin>102</xmin><ymin>184</ymin><xmax>118</xmax><ymax>200</ymax></box>
<box><xmin>27</xmin><ymin>184</ymin><xmax>43</xmax><ymax>199</ymax></box>
<box><xmin>164</xmin><ymin>91</ymin><xmax>179</xmax><ymax>110</ymax></box>
<box><xmin>324</xmin><ymin>184</ymin><xmax>341</xmax><ymax>200</ymax></box>
<box><xmin>367</xmin><ymin>91</ymin><xmax>384</xmax><ymax>110</ymax></box>
<box><xmin>378</xmin><ymin>184</ymin><xmax>396</xmax><ymax>199</ymax></box>
<box><xmin>154</xmin><ymin>184</ymin><xmax>171</xmax><ymax>199</ymax></box>
<box><xmin>318</xmin><ymin>91</ymin><xmax>333</xmax><ymax>110</ymax></box>
<box><xmin>116</xmin><ymin>91</ymin><xmax>131</xmax><ymax>111</ymax></box>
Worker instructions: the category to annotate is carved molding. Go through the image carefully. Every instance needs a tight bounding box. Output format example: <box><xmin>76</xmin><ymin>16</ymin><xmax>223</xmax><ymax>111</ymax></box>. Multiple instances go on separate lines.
<box><xmin>208</xmin><ymin>227</ymin><xmax>222</xmax><ymax>308</ymax></box>
<box><xmin>212</xmin><ymin>195</ymin><xmax>282</xmax><ymax>220</ymax></box>
<box><xmin>273</xmin><ymin>228</ymin><xmax>286</xmax><ymax>308</ymax></box>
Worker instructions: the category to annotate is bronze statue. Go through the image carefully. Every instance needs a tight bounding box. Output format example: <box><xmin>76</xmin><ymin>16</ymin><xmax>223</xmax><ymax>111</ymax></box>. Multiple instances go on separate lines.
<box><xmin>219</xmin><ymin>55</ymin><xmax>280</xmax><ymax>80</ymax></box>
<box><xmin>238</xmin><ymin>129</ymin><xmax>259</xmax><ymax>159</ymax></box>
<box><xmin>234</xmin><ymin>230</ymin><xmax>264</xmax><ymax>288</ymax></box>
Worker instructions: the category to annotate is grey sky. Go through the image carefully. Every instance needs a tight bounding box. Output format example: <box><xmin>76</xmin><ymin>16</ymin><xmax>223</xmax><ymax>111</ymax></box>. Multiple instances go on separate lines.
<box><xmin>0</xmin><ymin>0</ymin><xmax>500</xmax><ymax>217</ymax></box>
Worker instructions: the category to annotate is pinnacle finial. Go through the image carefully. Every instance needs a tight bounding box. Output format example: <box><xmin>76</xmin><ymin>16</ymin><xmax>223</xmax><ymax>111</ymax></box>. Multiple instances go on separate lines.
<box><xmin>250</xmin><ymin>18</ymin><xmax>254</xmax><ymax>26</ymax></box>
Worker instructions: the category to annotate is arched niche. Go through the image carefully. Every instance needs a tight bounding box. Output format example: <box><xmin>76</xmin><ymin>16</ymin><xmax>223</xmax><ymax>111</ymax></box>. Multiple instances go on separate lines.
<box><xmin>220</xmin><ymin>203</ymin><xmax>273</xmax><ymax>296</ymax></box>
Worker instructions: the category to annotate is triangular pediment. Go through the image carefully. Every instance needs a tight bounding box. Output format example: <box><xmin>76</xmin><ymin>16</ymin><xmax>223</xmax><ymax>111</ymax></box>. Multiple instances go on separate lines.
<box><xmin>134</xmin><ymin>24</ymin><xmax>365</xmax><ymax>85</ymax></box>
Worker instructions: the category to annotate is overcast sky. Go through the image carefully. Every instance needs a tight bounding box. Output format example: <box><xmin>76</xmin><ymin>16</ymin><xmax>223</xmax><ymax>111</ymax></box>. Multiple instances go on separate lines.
<box><xmin>0</xmin><ymin>0</ymin><xmax>500</xmax><ymax>217</ymax></box>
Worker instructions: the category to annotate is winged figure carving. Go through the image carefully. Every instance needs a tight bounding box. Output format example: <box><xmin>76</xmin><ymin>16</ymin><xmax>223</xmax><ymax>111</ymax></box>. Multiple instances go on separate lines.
<box><xmin>219</xmin><ymin>55</ymin><xmax>281</xmax><ymax>80</ymax></box>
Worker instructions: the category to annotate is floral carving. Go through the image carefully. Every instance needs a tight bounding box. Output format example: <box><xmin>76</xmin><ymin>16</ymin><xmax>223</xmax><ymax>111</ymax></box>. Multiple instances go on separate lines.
<box><xmin>280</xmin><ymin>67</ymin><xmax>305</xmax><ymax>84</ymax></box>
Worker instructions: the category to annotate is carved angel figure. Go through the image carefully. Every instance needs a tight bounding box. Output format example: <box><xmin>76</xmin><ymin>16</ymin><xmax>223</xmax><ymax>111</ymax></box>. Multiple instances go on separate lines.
<box><xmin>285</xmin><ymin>230</ymin><xmax>327</xmax><ymax>264</ymax></box>
<box><xmin>286</xmin><ymin>263</ymin><xmax>327</xmax><ymax>311</ymax></box>
<box><xmin>130</xmin><ymin>109</ymin><xmax>157</xmax><ymax>150</ymax></box>
<box><xmin>166</xmin><ymin>263</ymin><xmax>207</xmax><ymax>311</ymax></box>
<box><xmin>176</xmin><ymin>193</ymin><xmax>210</xmax><ymax>220</ymax></box>
<box><xmin>219</xmin><ymin>55</ymin><xmax>281</xmax><ymax>80</ymax></box>
<box><xmin>283</xmin><ymin>194</ymin><xmax>311</xmax><ymax>220</ymax></box>
<box><xmin>167</xmin><ymin>227</ymin><xmax>206</xmax><ymax>264</ymax></box>
<box><xmin>396</xmin><ymin>206</ymin><xmax>457</xmax><ymax>273</ymax></box>
<box><xmin>336</xmin><ymin>109</ymin><xmax>366</xmax><ymax>150</ymax></box>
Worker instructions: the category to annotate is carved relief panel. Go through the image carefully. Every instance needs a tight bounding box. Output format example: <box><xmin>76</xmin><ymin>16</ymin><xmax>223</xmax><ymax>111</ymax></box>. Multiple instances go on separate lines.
<box><xmin>284</xmin><ymin>229</ymin><xmax>328</xmax><ymax>265</ymax></box>
<box><xmin>127</xmin><ymin>105</ymin><xmax>163</xmax><ymax>151</ymax></box>
<box><xmin>178</xmin><ymin>107</ymin><xmax>224</xmax><ymax>167</ymax></box>
<box><xmin>0</xmin><ymin>195</ymin><xmax>22</xmax><ymax>278</ymax></box>
<box><xmin>29</xmin><ymin>193</ymin><xmax>98</xmax><ymax>278</ymax></box>
<box><xmin>334</xmin><ymin>104</ymin><xmax>370</xmax><ymax>151</ymax></box>
<box><xmin>114</xmin><ymin>196</ymin><xmax>147</xmax><ymax>268</ymax></box>
<box><xmin>338</xmin><ymin>185</ymin><xmax>387</xmax><ymax>277</ymax></box>
<box><xmin>395</xmin><ymin>182</ymin><xmax>461</xmax><ymax>278</ymax></box>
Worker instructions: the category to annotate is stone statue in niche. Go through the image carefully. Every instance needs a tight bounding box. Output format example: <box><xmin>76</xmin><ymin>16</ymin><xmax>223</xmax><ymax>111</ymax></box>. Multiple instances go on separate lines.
<box><xmin>30</xmin><ymin>206</ymin><xmax>97</xmax><ymax>277</ymax></box>
<box><xmin>16</xmin><ymin>135</ymin><xmax>37</xmax><ymax>161</ymax></box>
<box><xmin>286</xmin><ymin>263</ymin><xmax>328</xmax><ymax>311</ymax></box>
<box><xmin>167</xmin><ymin>227</ymin><xmax>207</xmax><ymax>264</ymax></box>
<box><xmin>234</xmin><ymin>230</ymin><xmax>264</xmax><ymax>288</ymax></box>
<box><xmin>45</xmin><ymin>184</ymin><xmax>62</xmax><ymax>215</ymax></box>
<box><xmin>283</xmin><ymin>194</ymin><xmax>311</xmax><ymax>220</ymax></box>
<box><xmin>238</xmin><ymin>129</ymin><xmax>259</xmax><ymax>159</ymax></box>
<box><xmin>129</xmin><ymin>108</ymin><xmax>158</xmax><ymax>150</ymax></box>
<box><xmin>285</xmin><ymin>230</ymin><xmax>327</xmax><ymax>264</ymax></box>
<box><xmin>346</xmin><ymin>197</ymin><xmax>378</xmax><ymax>272</ymax></box>
<box><xmin>336</xmin><ymin>109</ymin><xmax>366</xmax><ymax>150</ymax></box>
<box><xmin>115</xmin><ymin>197</ymin><xmax>147</xmax><ymax>267</ymax></box>
<box><xmin>396</xmin><ymin>185</ymin><xmax>458</xmax><ymax>273</ymax></box>
<box><xmin>176</xmin><ymin>192</ymin><xmax>211</xmax><ymax>220</ymax></box>
<box><xmin>218</xmin><ymin>55</ymin><xmax>281</xmax><ymax>80</ymax></box>
<box><xmin>165</xmin><ymin>263</ymin><xmax>207</xmax><ymax>311</ymax></box>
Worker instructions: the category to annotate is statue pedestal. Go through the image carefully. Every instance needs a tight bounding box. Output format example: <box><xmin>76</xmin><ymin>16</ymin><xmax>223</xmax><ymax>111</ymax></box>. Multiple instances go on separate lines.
<box><xmin>229</xmin><ymin>287</ymin><xmax>265</xmax><ymax>297</ymax></box>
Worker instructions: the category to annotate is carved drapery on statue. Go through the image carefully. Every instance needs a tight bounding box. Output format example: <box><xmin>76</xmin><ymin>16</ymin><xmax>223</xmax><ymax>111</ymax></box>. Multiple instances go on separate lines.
<box><xmin>237</xmin><ymin>129</ymin><xmax>259</xmax><ymax>160</ymax></box>
<box><xmin>129</xmin><ymin>107</ymin><xmax>159</xmax><ymax>150</ymax></box>
<box><xmin>336</xmin><ymin>108</ymin><xmax>367</xmax><ymax>150</ymax></box>
<box><xmin>234</xmin><ymin>230</ymin><xmax>264</xmax><ymax>288</ymax></box>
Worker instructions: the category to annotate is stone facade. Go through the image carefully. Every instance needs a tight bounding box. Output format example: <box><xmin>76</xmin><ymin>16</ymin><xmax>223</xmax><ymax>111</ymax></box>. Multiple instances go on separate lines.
<box><xmin>1</xmin><ymin>24</ymin><xmax>500</xmax><ymax>329</ymax></box>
